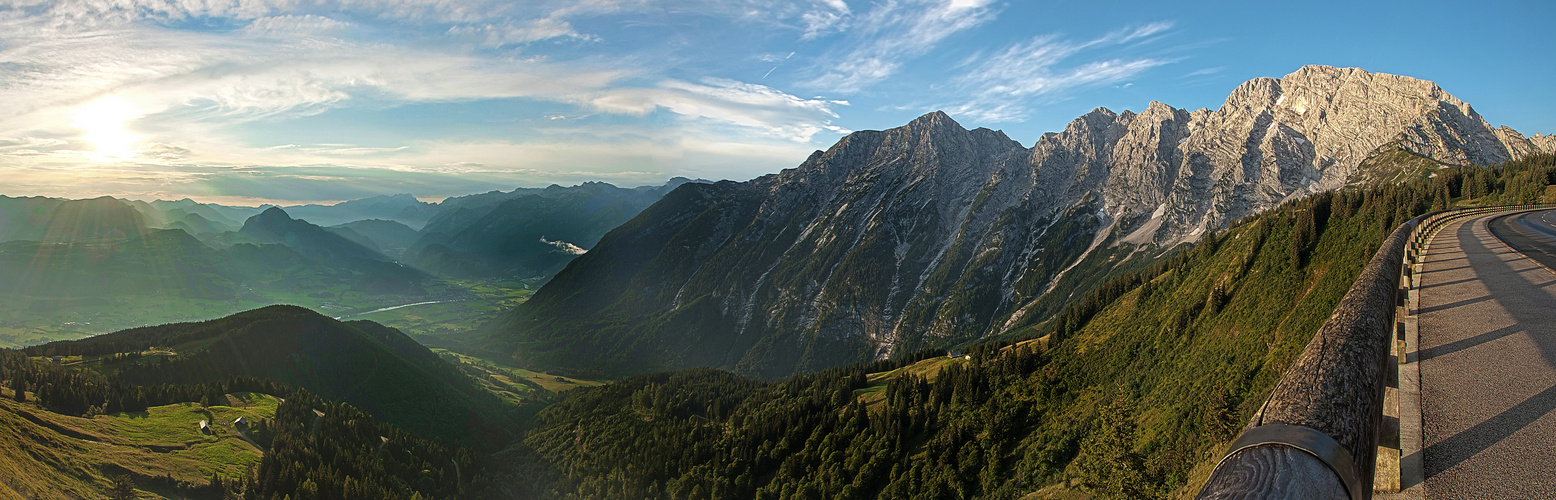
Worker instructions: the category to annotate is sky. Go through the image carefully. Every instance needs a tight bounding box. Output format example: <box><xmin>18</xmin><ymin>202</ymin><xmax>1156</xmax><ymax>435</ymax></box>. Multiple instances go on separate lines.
<box><xmin>1</xmin><ymin>0</ymin><xmax>1552</xmax><ymax>205</ymax></box>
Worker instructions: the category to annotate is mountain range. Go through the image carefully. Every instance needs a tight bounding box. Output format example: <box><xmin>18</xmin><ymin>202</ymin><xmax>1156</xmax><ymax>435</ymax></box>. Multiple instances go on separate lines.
<box><xmin>485</xmin><ymin>65</ymin><xmax>1556</xmax><ymax>379</ymax></box>
<box><xmin>0</xmin><ymin>201</ymin><xmax>427</xmax><ymax>307</ymax></box>
<box><xmin>409</xmin><ymin>178</ymin><xmax>699</xmax><ymax>279</ymax></box>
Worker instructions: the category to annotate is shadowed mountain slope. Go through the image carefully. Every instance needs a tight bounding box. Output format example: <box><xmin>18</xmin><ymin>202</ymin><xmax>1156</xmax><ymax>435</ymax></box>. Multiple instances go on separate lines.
<box><xmin>409</xmin><ymin>179</ymin><xmax>698</xmax><ymax>279</ymax></box>
<box><xmin>327</xmin><ymin>219</ymin><xmax>420</xmax><ymax>258</ymax></box>
<box><xmin>485</xmin><ymin>66</ymin><xmax>1556</xmax><ymax>380</ymax></box>
<box><xmin>237</xmin><ymin>207</ymin><xmax>388</xmax><ymax>262</ymax></box>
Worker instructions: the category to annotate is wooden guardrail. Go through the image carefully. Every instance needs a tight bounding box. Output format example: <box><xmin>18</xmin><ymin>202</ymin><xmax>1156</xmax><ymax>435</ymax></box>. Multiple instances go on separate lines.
<box><xmin>1196</xmin><ymin>205</ymin><xmax>1549</xmax><ymax>499</ymax></box>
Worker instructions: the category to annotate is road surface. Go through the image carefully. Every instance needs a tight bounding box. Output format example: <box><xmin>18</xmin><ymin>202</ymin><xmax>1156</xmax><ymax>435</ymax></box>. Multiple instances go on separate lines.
<box><xmin>1415</xmin><ymin>210</ymin><xmax>1556</xmax><ymax>498</ymax></box>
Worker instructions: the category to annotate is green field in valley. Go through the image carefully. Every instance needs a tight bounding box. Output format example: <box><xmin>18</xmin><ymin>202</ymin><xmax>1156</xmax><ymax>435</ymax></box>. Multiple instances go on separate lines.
<box><xmin>339</xmin><ymin>278</ymin><xmax>539</xmax><ymax>340</ymax></box>
<box><xmin>434</xmin><ymin>349</ymin><xmax>605</xmax><ymax>403</ymax></box>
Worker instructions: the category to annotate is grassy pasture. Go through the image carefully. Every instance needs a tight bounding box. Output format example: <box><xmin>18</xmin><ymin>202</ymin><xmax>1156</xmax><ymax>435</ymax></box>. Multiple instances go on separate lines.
<box><xmin>0</xmin><ymin>388</ymin><xmax>279</xmax><ymax>499</ymax></box>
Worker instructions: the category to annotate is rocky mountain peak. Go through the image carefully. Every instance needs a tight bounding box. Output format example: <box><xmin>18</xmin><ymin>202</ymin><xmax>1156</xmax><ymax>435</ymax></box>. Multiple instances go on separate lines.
<box><xmin>1076</xmin><ymin>106</ymin><xmax>1121</xmax><ymax>126</ymax></box>
<box><xmin>906</xmin><ymin>109</ymin><xmax>957</xmax><ymax>130</ymax></box>
<box><xmin>491</xmin><ymin>65</ymin><xmax>1556</xmax><ymax>379</ymax></box>
<box><xmin>774</xmin><ymin>110</ymin><xmax>1022</xmax><ymax>192</ymax></box>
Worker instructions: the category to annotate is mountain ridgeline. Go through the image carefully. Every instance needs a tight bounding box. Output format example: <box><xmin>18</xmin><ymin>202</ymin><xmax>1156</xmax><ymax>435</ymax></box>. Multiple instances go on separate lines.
<box><xmin>0</xmin><ymin>204</ymin><xmax>427</xmax><ymax>303</ymax></box>
<box><xmin>234</xmin><ymin>206</ymin><xmax>390</xmax><ymax>262</ymax></box>
<box><xmin>0</xmin><ymin>179</ymin><xmax>698</xmax><ymax>280</ymax></box>
<box><xmin>409</xmin><ymin>179</ymin><xmax>697</xmax><ymax>279</ymax></box>
<box><xmin>488</xmin><ymin>65</ymin><xmax>1556</xmax><ymax>379</ymax></box>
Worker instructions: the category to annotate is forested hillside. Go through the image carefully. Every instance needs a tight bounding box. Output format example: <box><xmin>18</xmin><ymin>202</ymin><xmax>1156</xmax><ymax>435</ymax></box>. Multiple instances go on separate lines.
<box><xmin>512</xmin><ymin>153</ymin><xmax>1556</xmax><ymax>499</ymax></box>
<box><xmin>23</xmin><ymin>305</ymin><xmax>515</xmax><ymax>445</ymax></box>
<box><xmin>0</xmin><ymin>351</ymin><xmax>489</xmax><ymax>499</ymax></box>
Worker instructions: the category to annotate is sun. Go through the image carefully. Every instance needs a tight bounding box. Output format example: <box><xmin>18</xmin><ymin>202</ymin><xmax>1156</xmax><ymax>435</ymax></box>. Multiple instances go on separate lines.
<box><xmin>71</xmin><ymin>96</ymin><xmax>141</xmax><ymax>162</ymax></box>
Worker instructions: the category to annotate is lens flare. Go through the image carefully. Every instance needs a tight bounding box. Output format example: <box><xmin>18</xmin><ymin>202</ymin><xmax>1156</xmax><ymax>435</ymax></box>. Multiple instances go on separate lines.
<box><xmin>71</xmin><ymin>96</ymin><xmax>141</xmax><ymax>162</ymax></box>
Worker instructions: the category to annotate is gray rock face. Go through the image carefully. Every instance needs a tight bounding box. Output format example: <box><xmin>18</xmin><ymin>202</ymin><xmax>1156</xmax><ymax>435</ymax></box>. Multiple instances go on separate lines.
<box><xmin>494</xmin><ymin>66</ymin><xmax>1553</xmax><ymax>378</ymax></box>
<box><xmin>1094</xmin><ymin>65</ymin><xmax>1543</xmax><ymax>246</ymax></box>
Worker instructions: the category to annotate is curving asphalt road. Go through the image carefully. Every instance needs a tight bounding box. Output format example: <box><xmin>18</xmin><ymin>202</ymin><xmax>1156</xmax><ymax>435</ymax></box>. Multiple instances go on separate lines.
<box><xmin>1489</xmin><ymin>210</ymin><xmax>1556</xmax><ymax>272</ymax></box>
<box><xmin>1415</xmin><ymin>211</ymin><xmax>1556</xmax><ymax>499</ymax></box>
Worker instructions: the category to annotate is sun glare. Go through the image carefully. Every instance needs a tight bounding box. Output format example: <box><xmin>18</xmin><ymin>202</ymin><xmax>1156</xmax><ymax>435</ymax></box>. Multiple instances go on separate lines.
<box><xmin>71</xmin><ymin>96</ymin><xmax>141</xmax><ymax>162</ymax></box>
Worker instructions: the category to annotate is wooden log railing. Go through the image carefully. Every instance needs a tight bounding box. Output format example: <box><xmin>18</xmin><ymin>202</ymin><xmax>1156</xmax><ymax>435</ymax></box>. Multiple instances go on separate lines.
<box><xmin>1196</xmin><ymin>205</ymin><xmax>1549</xmax><ymax>499</ymax></box>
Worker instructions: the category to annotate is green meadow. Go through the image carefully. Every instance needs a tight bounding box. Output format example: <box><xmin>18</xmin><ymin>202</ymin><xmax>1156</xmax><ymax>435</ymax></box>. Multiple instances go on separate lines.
<box><xmin>0</xmin><ymin>387</ymin><xmax>278</xmax><ymax>498</ymax></box>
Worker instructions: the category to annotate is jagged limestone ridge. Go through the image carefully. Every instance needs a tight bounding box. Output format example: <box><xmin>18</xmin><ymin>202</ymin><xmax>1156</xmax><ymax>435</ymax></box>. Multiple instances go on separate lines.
<box><xmin>500</xmin><ymin>65</ymin><xmax>1554</xmax><ymax>378</ymax></box>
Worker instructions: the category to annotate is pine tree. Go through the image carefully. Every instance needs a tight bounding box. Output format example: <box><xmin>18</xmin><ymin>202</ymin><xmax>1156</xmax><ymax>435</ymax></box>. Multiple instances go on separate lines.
<box><xmin>1290</xmin><ymin>207</ymin><xmax>1316</xmax><ymax>269</ymax></box>
<box><xmin>112</xmin><ymin>474</ymin><xmax>135</xmax><ymax>500</ymax></box>
<box><xmin>1071</xmin><ymin>399</ymin><xmax>1151</xmax><ymax>499</ymax></box>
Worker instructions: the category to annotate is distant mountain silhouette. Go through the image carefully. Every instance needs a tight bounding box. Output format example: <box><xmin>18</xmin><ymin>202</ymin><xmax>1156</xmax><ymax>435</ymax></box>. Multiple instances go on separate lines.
<box><xmin>275</xmin><ymin>193</ymin><xmax>436</xmax><ymax>228</ymax></box>
<box><xmin>239</xmin><ymin>207</ymin><xmax>389</xmax><ymax>263</ymax></box>
<box><xmin>0</xmin><ymin>228</ymin><xmax>233</xmax><ymax>299</ymax></box>
<box><xmin>38</xmin><ymin>196</ymin><xmax>152</xmax><ymax>243</ymax></box>
<box><xmin>326</xmin><ymin>219</ymin><xmax>420</xmax><ymax>258</ymax></box>
<box><xmin>0</xmin><ymin>195</ymin><xmax>66</xmax><ymax>242</ymax></box>
<box><xmin>168</xmin><ymin>212</ymin><xmax>230</xmax><ymax>237</ymax></box>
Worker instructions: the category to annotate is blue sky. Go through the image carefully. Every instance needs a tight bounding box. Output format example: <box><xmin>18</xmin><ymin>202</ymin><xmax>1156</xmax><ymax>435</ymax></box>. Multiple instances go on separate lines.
<box><xmin>0</xmin><ymin>0</ymin><xmax>1551</xmax><ymax>205</ymax></box>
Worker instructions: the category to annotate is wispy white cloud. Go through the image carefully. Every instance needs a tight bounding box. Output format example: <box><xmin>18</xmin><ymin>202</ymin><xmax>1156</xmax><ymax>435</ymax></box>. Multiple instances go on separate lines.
<box><xmin>0</xmin><ymin>0</ymin><xmax>973</xmax><ymax>203</ymax></box>
<box><xmin>807</xmin><ymin>0</ymin><xmax>998</xmax><ymax>93</ymax></box>
<box><xmin>447</xmin><ymin>18</ymin><xmax>596</xmax><ymax>47</ymax></box>
<box><xmin>677</xmin><ymin>0</ymin><xmax>853</xmax><ymax>39</ymax></box>
<box><xmin>442</xmin><ymin>0</ymin><xmax>637</xmax><ymax>47</ymax></box>
<box><xmin>799</xmin><ymin>0</ymin><xmax>851</xmax><ymax>40</ymax></box>
<box><xmin>945</xmin><ymin>22</ymin><xmax>1176</xmax><ymax>122</ymax></box>
<box><xmin>589</xmin><ymin>78</ymin><xmax>849</xmax><ymax>142</ymax></box>
<box><xmin>1182</xmin><ymin>66</ymin><xmax>1226</xmax><ymax>78</ymax></box>
<box><xmin>0</xmin><ymin>0</ymin><xmax>627</xmax><ymax>28</ymax></box>
<box><xmin>241</xmin><ymin>14</ymin><xmax>353</xmax><ymax>37</ymax></box>
<box><xmin>0</xmin><ymin>20</ymin><xmax>631</xmax><ymax>139</ymax></box>
<box><xmin>0</xmin><ymin>93</ymin><xmax>827</xmax><ymax>202</ymax></box>
<box><xmin>540</xmin><ymin>236</ymin><xmax>589</xmax><ymax>255</ymax></box>
<box><xmin>0</xmin><ymin>2</ymin><xmax>853</xmax><ymax>164</ymax></box>
<box><xmin>1109</xmin><ymin>21</ymin><xmax>1173</xmax><ymax>44</ymax></box>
